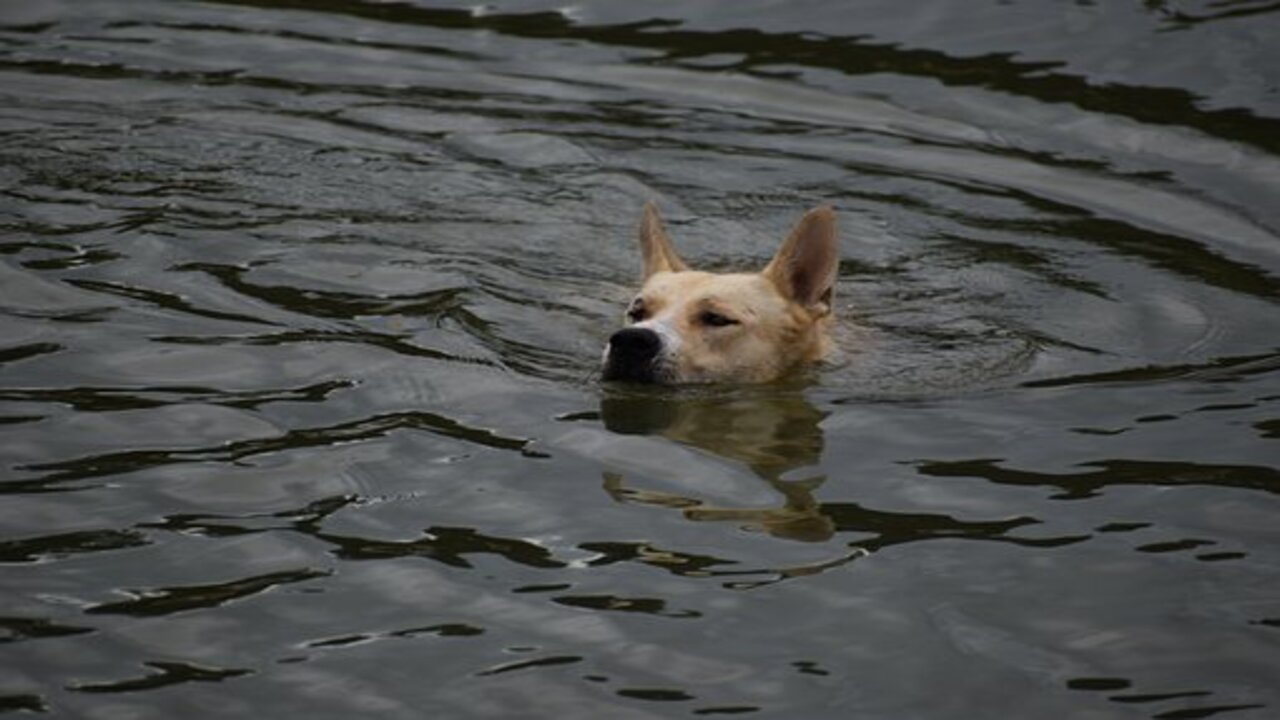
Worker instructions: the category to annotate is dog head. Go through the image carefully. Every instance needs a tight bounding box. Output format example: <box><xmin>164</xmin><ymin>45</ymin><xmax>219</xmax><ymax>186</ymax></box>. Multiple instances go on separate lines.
<box><xmin>602</xmin><ymin>203</ymin><xmax>838</xmax><ymax>384</ymax></box>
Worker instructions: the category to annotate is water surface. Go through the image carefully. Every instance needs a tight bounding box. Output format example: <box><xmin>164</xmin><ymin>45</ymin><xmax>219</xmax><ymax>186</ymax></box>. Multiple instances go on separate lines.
<box><xmin>2</xmin><ymin>1</ymin><xmax>1278</xmax><ymax>718</ymax></box>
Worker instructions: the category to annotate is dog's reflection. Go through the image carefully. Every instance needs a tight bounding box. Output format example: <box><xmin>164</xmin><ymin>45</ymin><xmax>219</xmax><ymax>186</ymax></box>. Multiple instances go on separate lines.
<box><xmin>599</xmin><ymin>387</ymin><xmax>835</xmax><ymax>542</ymax></box>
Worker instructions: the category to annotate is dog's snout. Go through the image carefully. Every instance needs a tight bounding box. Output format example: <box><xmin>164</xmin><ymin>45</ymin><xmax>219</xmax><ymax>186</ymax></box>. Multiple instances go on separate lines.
<box><xmin>602</xmin><ymin>327</ymin><xmax>663</xmax><ymax>382</ymax></box>
<box><xmin>610</xmin><ymin>327</ymin><xmax>661</xmax><ymax>360</ymax></box>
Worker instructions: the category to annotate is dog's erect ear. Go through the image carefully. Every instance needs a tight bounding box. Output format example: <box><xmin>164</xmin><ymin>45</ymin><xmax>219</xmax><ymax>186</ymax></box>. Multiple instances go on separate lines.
<box><xmin>638</xmin><ymin>202</ymin><xmax>689</xmax><ymax>280</ymax></box>
<box><xmin>763</xmin><ymin>206</ymin><xmax>838</xmax><ymax>313</ymax></box>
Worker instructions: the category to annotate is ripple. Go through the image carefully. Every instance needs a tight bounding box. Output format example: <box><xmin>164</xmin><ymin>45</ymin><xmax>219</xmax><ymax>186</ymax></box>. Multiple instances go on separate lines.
<box><xmin>916</xmin><ymin>458</ymin><xmax>1280</xmax><ymax>498</ymax></box>
<box><xmin>14</xmin><ymin>410</ymin><xmax>541</xmax><ymax>490</ymax></box>
<box><xmin>551</xmin><ymin>594</ymin><xmax>701</xmax><ymax>619</ymax></box>
<box><xmin>0</xmin><ymin>342</ymin><xmax>62</xmax><ymax>365</ymax></box>
<box><xmin>476</xmin><ymin>655</ymin><xmax>583</xmax><ymax>677</ymax></box>
<box><xmin>0</xmin><ymin>529</ymin><xmax>149</xmax><ymax>563</ymax></box>
<box><xmin>822</xmin><ymin>502</ymin><xmax>1088</xmax><ymax>550</ymax></box>
<box><xmin>616</xmin><ymin>686</ymin><xmax>695</xmax><ymax>702</ymax></box>
<box><xmin>0</xmin><ymin>694</ymin><xmax>46</xmax><ymax>713</ymax></box>
<box><xmin>85</xmin><ymin>567</ymin><xmax>330</xmax><ymax>617</ymax></box>
<box><xmin>321</xmin><ymin>526</ymin><xmax>566</xmax><ymax>570</ymax></box>
<box><xmin>1066</xmin><ymin>676</ymin><xmax>1267</xmax><ymax>719</ymax></box>
<box><xmin>1023</xmin><ymin>350</ymin><xmax>1280</xmax><ymax>389</ymax></box>
<box><xmin>0</xmin><ymin>379</ymin><xmax>353</xmax><ymax>412</ymax></box>
<box><xmin>65</xmin><ymin>278</ymin><xmax>278</xmax><ymax>327</ymax></box>
<box><xmin>0</xmin><ymin>616</ymin><xmax>94</xmax><ymax>643</ymax></box>
<box><xmin>68</xmin><ymin>661</ymin><xmax>253</xmax><ymax>694</ymax></box>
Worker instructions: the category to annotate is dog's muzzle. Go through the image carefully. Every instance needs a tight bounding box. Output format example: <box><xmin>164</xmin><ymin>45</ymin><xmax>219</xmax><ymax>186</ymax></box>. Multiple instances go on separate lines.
<box><xmin>602</xmin><ymin>327</ymin><xmax>664</xmax><ymax>383</ymax></box>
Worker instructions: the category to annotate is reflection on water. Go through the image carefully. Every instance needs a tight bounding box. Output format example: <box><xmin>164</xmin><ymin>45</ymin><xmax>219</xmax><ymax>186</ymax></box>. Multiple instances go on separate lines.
<box><xmin>599</xmin><ymin>385</ymin><xmax>838</xmax><ymax>543</ymax></box>
<box><xmin>2</xmin><ymin>0</ymin><xmax>1279</xmax><ymax>717</ymax></box>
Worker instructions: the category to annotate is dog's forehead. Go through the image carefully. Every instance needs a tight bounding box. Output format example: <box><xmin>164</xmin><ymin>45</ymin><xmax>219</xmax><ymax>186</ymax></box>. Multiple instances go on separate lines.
<box><xmin>640</xmin><ymin>271</ymin><xmax>782</xmax><ymax>312</ymax></box>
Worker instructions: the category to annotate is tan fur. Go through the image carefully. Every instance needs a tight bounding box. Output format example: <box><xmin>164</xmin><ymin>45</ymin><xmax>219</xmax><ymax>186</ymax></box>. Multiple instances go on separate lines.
<box><xmin>603</xmin><ymin>203</ymin><xmax>838</xmax><ymax>384</ymax></box>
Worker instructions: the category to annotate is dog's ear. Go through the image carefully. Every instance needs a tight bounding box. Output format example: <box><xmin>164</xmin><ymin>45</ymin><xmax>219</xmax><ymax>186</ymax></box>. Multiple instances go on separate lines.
<box><xmin>763</xmin><ymin>206</ymin><xmax>837</xmax><ymax>314</ymax></box>
<box><xmin>638</xmin><ymin>202</ymin><xmax>689</xmax><ymax>279</ymax></box>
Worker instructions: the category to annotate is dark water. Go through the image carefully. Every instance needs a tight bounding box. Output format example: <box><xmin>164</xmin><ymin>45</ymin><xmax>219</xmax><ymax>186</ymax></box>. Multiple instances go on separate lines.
<box><xmin>2</xmin><ymin>1</ymin><xmax>1279</xmax><ymax>717</ymax></box>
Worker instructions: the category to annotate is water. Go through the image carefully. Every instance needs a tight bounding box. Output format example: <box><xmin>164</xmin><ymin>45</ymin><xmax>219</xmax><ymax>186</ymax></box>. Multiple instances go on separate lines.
<box><xmin>2</xmin><ymin>1</ymin><xmax>1278</xmax><ymax>717</ymax></box>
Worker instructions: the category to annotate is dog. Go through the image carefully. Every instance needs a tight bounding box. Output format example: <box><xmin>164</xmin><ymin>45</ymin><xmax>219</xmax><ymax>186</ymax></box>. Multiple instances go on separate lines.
<box><xmin>602</xmin><ymin>203</ymin><xmax>838</xmax><ymax>384</ymax></box>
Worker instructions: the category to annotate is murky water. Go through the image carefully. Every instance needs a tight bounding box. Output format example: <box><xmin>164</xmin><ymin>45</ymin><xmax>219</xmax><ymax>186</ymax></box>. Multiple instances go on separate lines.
<box><xmin>2</xmin><ymin>1</ymin><xmax>1278</xmax><ymax>717</ymax></box>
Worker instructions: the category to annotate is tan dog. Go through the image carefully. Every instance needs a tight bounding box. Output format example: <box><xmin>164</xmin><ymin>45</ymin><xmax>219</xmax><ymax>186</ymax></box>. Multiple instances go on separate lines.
<box><xmin>602</xmin><ymin>203</ymin><xmax>838</xmax><ymax>384</ymax></box>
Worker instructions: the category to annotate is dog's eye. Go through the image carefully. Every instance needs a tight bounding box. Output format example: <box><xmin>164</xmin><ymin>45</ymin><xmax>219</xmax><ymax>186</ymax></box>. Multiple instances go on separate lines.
<box><xmin>626</xmin><ymin>300</ymin><xmax>647</xmax><ymax>322</ymax></box>
<box><xmin>698</xmin><ymin>310</ymin><xmax>739</xmax><ymax>328</ymax></box>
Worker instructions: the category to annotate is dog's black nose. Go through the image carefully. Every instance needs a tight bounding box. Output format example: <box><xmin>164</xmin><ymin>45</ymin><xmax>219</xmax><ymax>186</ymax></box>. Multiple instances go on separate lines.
<box><xmin>603</xmin><ymin>327</ymin><xmax>662</xmax><ymax>382</ymax></box>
